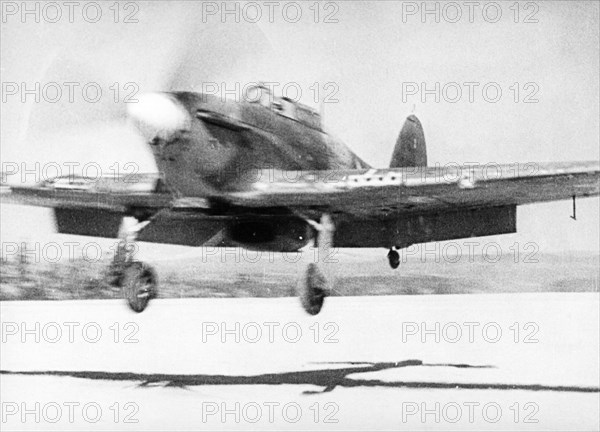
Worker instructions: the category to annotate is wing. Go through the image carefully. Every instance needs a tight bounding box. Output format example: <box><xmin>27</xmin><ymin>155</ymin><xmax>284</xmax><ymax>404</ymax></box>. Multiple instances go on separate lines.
<box><xmin>226</xmin><ymin>162</ymin><xmax>600</xmax><ymax>216</ymax></box>
<box><xmin>0</xmin><ymin>173</ymin><xmax>173</xmax><ymax>212</ymax></box>
<box><xmin>3</xmin><ymin>162</ymin><xmax>598</xmax><ymax>248</ymax></box>
<box><xmin>0</xmin><ymin>173</ymin><xmax>174</xmax><ymax>238</ymax></box>
<box><xmin>221</xmin><ymin>162</ymin><xmax>600</xmax><ymax>247</ymax></box>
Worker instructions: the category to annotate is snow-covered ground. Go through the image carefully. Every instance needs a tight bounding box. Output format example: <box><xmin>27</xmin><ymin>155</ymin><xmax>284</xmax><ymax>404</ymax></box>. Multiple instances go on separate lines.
<box><xmin>1</xmin><ymin>293</ymin><xmax>599</xmax><ymax>431</ymax></box>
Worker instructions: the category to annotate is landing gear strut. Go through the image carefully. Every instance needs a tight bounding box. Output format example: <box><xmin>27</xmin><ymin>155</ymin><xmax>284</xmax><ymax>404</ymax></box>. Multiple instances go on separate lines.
<box><xmin>107</xmin><ymin>218</ymin><xmax>157</xmax><ymax>313</ymax></box>
<box><xmin>387</xmin><ymin>248</ymin><xmax>400</xmax><ymax>269</ymax></box>
<box><xmin>298</xmin><ymin>214</ymin><xmax>335</xmax><ymax>315</ymax></box>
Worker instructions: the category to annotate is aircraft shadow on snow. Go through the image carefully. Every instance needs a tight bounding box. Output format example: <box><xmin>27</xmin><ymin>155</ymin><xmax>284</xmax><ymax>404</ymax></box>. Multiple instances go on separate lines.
<box><xmin>2</xmin><ymin>360</ymin><xmax>599</xmax><ymax>394</ymax></box>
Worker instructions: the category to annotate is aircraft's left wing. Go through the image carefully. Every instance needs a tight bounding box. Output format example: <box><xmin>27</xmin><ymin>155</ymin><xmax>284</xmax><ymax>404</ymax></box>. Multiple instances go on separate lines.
<box><xmin>225</xmin><ymin>162</ymin><xmax>600</xmax><ymax>218</ymax></box>
<box><xmin>215</xmin><ymin>161</ymin><xmax>598</xmax><ymax>248</ymax></box>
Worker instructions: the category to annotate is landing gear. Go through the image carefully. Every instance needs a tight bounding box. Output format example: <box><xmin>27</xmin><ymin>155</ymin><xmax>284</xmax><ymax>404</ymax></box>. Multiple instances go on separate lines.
<box><xmin>121</xmin><ymin>261</ymin><xmax>157</xmax><ymax>313</ymax></box>
<box><xmin>299</xmin><ymin>263</ymin><xmax>327</xmax><ymax>315</ymax></box>
<box><xmin>387</xmin><ymin>249</ymin><xmax>400</xmax><ymax>269</ymax></box>
<box><xmin>107</xmin><ymin>218</ymin><xmax>157</xmax><ymax>313</ymax></box>
<box><xmin>298</xmin><ymin>214</ymin><xmax>335</xmax><ymax>315</ymax></box>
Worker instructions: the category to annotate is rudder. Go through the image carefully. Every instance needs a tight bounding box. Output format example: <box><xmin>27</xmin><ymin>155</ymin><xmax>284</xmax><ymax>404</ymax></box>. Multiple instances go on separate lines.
<box><xmin>390</xmin><ymin>114</ymin><xmax>427</xmax><ymax>168</ymax></box>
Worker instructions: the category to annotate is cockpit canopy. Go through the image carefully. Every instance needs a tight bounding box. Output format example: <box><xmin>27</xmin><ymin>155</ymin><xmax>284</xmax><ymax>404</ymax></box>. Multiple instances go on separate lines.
<box><xmin>246</xmin><ymin>84</ymin><xmax>322</xmax><ymax>131</ymax></box>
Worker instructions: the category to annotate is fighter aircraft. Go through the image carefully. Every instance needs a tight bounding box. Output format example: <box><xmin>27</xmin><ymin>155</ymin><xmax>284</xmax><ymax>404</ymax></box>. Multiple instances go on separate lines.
<box><xmin>3</xmin><ymin>84</ymin><xmax>599</xmax><ymax>315</ymax></box>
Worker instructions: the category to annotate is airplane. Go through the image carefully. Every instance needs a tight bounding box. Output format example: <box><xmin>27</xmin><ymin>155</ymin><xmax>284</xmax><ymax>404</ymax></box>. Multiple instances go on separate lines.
<box><xmin>2</xmin><ymin>83</ymin><xmax>599</xmax><ymax>315</ymax></box>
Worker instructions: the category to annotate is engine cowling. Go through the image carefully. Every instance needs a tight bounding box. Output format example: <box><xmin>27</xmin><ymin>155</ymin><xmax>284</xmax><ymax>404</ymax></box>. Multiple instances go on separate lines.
<box><xmin>225</xmin><ymin>217</ymin><xmax>311</xmax><ymax>252</ymax></box>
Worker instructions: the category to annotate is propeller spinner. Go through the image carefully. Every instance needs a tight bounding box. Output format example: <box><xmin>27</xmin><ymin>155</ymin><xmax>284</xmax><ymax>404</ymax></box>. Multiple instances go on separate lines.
<box><xmin>127</xmin><ymin>93</ymin><xmax>191</xmax><ymax>141</ymax></box>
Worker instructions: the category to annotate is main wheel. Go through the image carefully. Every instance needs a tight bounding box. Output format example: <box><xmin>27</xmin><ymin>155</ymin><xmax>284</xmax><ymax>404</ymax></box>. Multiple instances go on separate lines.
<box><xmin>121</xmin><ymin>262</ymin><xmax>157</xmax><ymax>313</ymax></box>
<box><xmin>298</xmin><ymin>263</ymin><xmax>328</xmax><ymax>315</ymax></box>
<box><xmin>388</xmin><ymin>249</ymin><xmax>400</xmax><ymax>269</ymax></box>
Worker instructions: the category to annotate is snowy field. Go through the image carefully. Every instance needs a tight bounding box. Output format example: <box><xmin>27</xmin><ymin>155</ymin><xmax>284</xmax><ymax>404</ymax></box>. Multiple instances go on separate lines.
<box><xmin>1</xmin><ymin>293</ymin><xmax>599</xmax><ymax>431</ymax></box>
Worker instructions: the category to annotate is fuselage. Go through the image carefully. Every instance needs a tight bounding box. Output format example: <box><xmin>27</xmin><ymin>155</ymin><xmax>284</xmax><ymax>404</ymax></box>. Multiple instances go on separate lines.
<box><xmin>141</xmin><ymin>91</ymin><xmax>369</xmax><ymax>197</ymax></box>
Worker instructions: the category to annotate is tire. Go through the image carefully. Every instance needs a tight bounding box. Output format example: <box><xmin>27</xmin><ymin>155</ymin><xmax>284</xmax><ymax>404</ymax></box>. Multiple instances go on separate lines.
<box><xmin>121</xmin><ymin>262</ymin><xmax>157</xmax><ymax>313</ymax></box>
<box><xmin>388</xmin><ymin>249</ymin><xmax>400</xmax><ymax>269</ymax></box>
<box><xmin>298</xmin><ymin>263</ymin><xmax>327</xmax><ymax>315</ymax></box>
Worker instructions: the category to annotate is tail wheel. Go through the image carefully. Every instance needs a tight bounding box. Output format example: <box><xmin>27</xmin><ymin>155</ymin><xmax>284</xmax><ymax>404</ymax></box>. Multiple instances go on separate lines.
<box><xmin>388</xmin><ymin>249</ymin><xmax>400</xmax><ymax>269</ymax></box>
<box><xmin>298</xmin><ymin>263</ymin><xmax>328</xmax><ymax>315</ymax></box>
<box><xmin>122</xmin><ymin>262</ymin><xmax>157</xmax><ymax>313</ymax></box>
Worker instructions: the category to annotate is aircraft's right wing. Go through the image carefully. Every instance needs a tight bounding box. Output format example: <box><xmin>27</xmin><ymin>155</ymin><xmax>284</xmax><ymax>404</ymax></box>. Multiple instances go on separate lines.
<box><xmin>0</xmin><ymin>173</ymin><xmax>173</xmax><ymax>214</ymax></box>
<box><xmin>0</xmin><ymin>173</ymin><xmax>175</xmax><ymax>238</ymax></box>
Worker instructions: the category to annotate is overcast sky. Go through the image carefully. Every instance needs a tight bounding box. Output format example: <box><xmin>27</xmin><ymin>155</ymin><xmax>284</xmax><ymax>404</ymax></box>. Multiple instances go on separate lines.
<box><xmin>1</xmin><ymin>1</ymin><xmax>598</xmax><ymax>252</ymax></box>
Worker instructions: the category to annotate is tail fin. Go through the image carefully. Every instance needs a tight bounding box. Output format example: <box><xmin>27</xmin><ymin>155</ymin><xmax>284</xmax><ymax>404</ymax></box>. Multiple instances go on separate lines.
<box><xmin>390</xmin><ymin>114</ymin><xmax>427</xmax><ymax>168</ymax></box>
